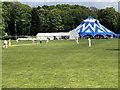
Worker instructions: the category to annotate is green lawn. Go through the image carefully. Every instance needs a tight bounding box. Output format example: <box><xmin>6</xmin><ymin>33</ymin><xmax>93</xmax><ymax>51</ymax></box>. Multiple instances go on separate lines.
<box><xmin>2</xmin><ymin>39</ymin><xmax>118</xmax><ymax>88</ymax></box>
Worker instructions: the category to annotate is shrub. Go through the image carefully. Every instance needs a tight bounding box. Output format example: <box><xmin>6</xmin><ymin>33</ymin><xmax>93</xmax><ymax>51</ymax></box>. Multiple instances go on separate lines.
<box><xmin>1</xmin><ymin>36</ymin><xmax>28</xmax><ymax>40</ymax></box>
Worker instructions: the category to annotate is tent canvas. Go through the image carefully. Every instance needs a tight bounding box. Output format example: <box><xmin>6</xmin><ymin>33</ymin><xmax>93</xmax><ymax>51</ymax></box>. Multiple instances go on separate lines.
<box><xmin>72</xmin><ymin>16</ymin><xmax>116</xmax><ymax>37</ymax></box>
<box><xmin>69</xmin><ymin>30</ymin><xmax>79</xmax><ymax>39</ymax></box>
<box><xmin>36</xmin><ymin>32</ymin><xmax>70</xmax><ymax>40</ymax></box>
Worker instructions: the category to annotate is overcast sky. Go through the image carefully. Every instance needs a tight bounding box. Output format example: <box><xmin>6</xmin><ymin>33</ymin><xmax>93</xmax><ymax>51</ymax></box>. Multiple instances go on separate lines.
<box><xmin>2</xmin><ymin>0</ymin><xmax>120</xmax><ymax>11</ymax></box>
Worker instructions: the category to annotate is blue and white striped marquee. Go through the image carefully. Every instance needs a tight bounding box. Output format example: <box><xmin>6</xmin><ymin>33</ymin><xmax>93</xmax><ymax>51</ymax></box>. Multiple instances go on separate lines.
<box><xmin>73</xmin><ymin>16</ymin><xmax>116</xmax><ymax>37</ymax></box>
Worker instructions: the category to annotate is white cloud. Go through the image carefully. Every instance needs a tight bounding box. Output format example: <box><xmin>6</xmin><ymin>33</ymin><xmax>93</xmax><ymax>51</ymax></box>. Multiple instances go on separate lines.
<box><xmin>35</xmin><ymin>0</ymin><xmax>49</xmax><ymax>1</ymax></box>
<box><xmin>52</xmin><ymin>0</ymin><xmax>119</xmax><ymax>2</ymax></box>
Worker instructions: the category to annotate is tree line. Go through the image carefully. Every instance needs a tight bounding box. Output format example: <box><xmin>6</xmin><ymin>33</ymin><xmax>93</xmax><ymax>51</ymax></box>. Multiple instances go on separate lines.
<box><xmin>1</xmin><ymin>2</ymin><xmax>120</xmax><ymax>36</ymax></box>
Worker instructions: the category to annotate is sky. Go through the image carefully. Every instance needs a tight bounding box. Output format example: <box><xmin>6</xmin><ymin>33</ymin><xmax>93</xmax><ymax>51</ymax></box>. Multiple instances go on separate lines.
<box><xmin>2</xmin><ymin>0</ymin><xmax>120</xmax><ymax>11</ymax></box>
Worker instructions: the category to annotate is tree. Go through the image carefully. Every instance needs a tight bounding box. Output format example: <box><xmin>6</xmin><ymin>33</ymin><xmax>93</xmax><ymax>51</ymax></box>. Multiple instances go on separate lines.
<box><xmin>97</xmin><ymin>7</ymin><xmax>118</xmax><ymax>33</ymax></box>
<box><xmin>2</xmin><ymin>2</ymin><xmax>119</xmax><ymax>36</ymax></box>
<box><xmin>2</xmin><ymin>2</ymin><xmax>13</xmax><ymax>35</ymax></box>
<box><xmin>2</xmin><ymin>2</ymin><xmax>32</xmax><ymax>36</ymax></box>
<box><xmin>31</xmin><ymin>7</ymin><xmax>41</xmax><ymax>35</ymax></box>
<box><xmin>89</xmin><ymin>7</ymin><xmax>98</xmax><ymax>12</ymax></box>
<box><xmin>116</xmin><ymin>13</ymin><xmax>120</xmax><ymax>34</ymax></box>
<box><xmin>38</xmin><ymin>8</ymin><xmax>51</xmax><ymax>32</ymax></box>
<box><xmin>48</xmin><ymin>9</ymin><xmax>64</xmax><ymax>32</ymax></box>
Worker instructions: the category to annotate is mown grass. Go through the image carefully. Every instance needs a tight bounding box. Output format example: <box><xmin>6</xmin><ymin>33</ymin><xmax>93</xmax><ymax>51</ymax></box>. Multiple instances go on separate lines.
<box><xmin>2</xmin><ymin>39</ymin><xmax>118</xmax><ymax>88</ymax></box>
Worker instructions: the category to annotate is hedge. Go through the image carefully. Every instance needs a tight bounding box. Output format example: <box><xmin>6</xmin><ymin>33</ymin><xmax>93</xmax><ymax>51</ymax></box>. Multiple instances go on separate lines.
<box><xmin>0</xmin><ymin>36</ymin><xmax>28</xmax><ymax>40</ymax></box>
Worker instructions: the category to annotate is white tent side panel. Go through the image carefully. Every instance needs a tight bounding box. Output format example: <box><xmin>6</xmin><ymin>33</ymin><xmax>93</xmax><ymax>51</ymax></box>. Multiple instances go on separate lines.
<box><xmin>36</xmin><ymin>32</ymin><xmax>70</xmax><ymax>40</ymax></box>
<box><xmin>69</xmin><ymin>30</ymin><xmax>79</xmax><ymax>40</ymax></box>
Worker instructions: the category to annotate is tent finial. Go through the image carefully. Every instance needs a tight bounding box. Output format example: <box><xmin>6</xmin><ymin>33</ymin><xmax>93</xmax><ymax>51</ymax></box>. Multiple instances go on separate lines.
<box><xmin>88</xmin><ymin>16</ymin><xmax>93</xmax><ymax>19</ymax></box>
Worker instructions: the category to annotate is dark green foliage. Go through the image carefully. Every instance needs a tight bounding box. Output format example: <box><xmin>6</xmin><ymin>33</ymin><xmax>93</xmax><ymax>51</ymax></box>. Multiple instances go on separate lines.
<box><xmin>2</xmin><ymin>2</ymin><xmax>120</xmax><ymax>35</ymax></box>
<box><xmin>1</xmin><ymin>36</ymin><xmax>27</xmax><ymax>40</ymax></box>
<box><xmin>37</xmin><ymin>4</ymin><xmax>98</xmax><ymax>32</ymax></box>
<box><xmin>2</xmin><ymin>2</ymin><xmax>32</xmax><ymax>36</ymax></box>
<box><xmin>30</xmin><ymin>8</ymin><xmax>41</xmax><ymax>35</ymax></box>
<box><xmin>97</xmin><ymin>7</ymin><xmax>118</xmax><ymax>33</ymax></box>
<box><xmin>116</xmin><ymin>13</ymin><xmax>120</xmax><ymax>34</ymax></box>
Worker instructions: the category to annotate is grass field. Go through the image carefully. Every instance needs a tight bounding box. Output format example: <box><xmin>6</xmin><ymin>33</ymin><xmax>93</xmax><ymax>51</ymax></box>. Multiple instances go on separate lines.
<box><xmin>2</xmin><ymin>39</ymin><xmax>119</xmax><ymax>88</ymax></box>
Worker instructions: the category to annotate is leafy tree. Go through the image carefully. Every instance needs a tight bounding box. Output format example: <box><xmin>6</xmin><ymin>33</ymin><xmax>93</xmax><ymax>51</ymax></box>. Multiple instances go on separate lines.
<box><xmin>2</xmin><ymin>2</ymin><xmax>32</xmax><ymax>36</ymax></box>
<box><xmin>116</xmin><ymin>13</ymin><xmax>120</xmax><ymax>34</ymax></box>
<box><xmin>2</xmin><ymin>2</ymin><xmax>13</xmax><ymax>35</ymax></box>
<box><xmin>48</xmin><ymin>9</ymin><xmax>64</xmax><ymax>32</ymax></box>
<box><xmin>38</xmin><ymin>8</ymin><xmax>51</xmax><ymax>32</ymax></box>
<box><xmin>89</xmin><ymin>7</ymin><xmax>98</xmax><ymax>12</ymax></box>
<box><xmin>31</xmin><ymin>7</ymin><xmax>41</xmax><ymax>35</ymax></box>
<box><xmin>2</xmin><ymin>2</ymin><xmax>120</xmax><ymax>36</ymax></box>
<box><xmin>97</xmin><ymin>7</ymin><xmax>118</xmax><ymax>33</ymax></box>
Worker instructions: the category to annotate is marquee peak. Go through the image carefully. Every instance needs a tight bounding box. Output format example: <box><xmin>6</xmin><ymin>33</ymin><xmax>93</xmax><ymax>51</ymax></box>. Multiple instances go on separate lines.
<box><xmin>88</xmin><ymin>16</ymin><xmax>94</xmax><ymax>19</ymax></box>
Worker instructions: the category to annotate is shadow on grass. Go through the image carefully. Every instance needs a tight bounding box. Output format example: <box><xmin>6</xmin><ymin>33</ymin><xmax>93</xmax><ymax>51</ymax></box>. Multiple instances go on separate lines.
<box><xmin>106</xmin><ymin>49</ymin><xmax>120</xmax><ymax>51</ymax></box>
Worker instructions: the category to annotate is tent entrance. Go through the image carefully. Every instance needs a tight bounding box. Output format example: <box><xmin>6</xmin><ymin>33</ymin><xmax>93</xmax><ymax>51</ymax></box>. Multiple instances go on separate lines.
<box><xmin>94</xmin><ymin>34</ymin><xmax>104</xmax><ymax>39</ymax></box>
<box><xmin>83</xmin><ymin>34</ymin><xmax>93</xmax><ymax>38</ymax></box>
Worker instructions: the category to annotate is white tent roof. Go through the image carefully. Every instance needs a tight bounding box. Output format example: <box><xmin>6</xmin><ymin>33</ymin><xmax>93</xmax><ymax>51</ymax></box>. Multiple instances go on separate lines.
<box><xmin>36</xmin><ymin>32</ymin><xmax>70</xmax><ymax>37</ymax></box>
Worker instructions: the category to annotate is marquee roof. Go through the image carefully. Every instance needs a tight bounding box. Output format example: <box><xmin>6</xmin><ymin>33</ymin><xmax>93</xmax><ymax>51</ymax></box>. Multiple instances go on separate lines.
<box><xmin>73</xmin><ymin>16</ymin><xmax>116</xmax><ymax>37</ymax></box>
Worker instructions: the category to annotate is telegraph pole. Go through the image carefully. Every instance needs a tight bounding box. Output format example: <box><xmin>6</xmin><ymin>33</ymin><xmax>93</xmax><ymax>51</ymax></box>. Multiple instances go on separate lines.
<box><xmin>13</xmin><ymin>0</ymin><xmax>17</xmax><ymax>40</ymax></box>
<box><xmin>15</xmin><ymin>20</ymin><xmax>17</xmax><ymax>40</ymax></box>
